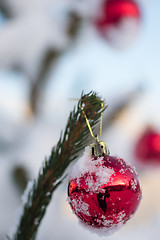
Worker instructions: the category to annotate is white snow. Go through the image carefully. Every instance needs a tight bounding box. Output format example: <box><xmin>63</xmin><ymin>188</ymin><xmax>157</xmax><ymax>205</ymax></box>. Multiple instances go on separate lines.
<box><xmin>21</xmin><ymin>180</ymin><xmax>34</xmax><ymax>206</ymax></box>
<box><xmin>71</xmin><ymin>197</ymin><xmax>91</xmax><ymax>216</ymax></box>
<box><xmin>69</xmin><ymin>146</ymin><xmax>114</xmax><ymax>192</ymax></box>
<box><xmin>130</xmin><ymin>178</ymin><xmax>138</xmax><ymax>191</ymax></box>
<box><xmin>78</xmin><ymin>212</ymin><xmax>125</xmax><ymax>237</ymax></box>
<box><xmin>103</xmin><ymin>17</ymin><xmax>140</xmax><ymax>49</ymax></box>
<box><xmin>0</xmin><ymin>0</ymin><xmax>102</xmax><ymax>81</ymax></box>
<box><xmin>0</xmin><ymin>13</ymin><xmax>68</xmax><ymax>81</ymax></box>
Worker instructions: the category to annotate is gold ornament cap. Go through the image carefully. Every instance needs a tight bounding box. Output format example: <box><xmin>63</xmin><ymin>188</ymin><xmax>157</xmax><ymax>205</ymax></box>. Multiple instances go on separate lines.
<box><xmin>90</xmin><ymin>141</ymin><xmax>109</xmax><ymax>157</ymax></box>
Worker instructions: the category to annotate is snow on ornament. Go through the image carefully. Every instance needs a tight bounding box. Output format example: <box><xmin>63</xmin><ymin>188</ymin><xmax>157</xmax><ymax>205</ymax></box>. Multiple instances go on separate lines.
<box><xmin>94</xmin><ymin>0</ymin><xmax>141</xmax><ymax>49</ymax></box>
<box><xmin>68</xmin><ymin>103</ymin><xmax>142</xmax><ymax>235</ymax></box>
<box><xmin>135</xmin><ymin>127</ymin><xmax>160</xmax><ymax>166</ymax></box>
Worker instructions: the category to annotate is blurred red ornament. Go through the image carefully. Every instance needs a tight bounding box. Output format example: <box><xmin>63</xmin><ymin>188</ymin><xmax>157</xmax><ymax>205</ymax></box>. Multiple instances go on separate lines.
<box><xmin>94</xmin><ymin>0</ymin><xmax>141</xmax><ymax>48</ymax></box>
<box><xmin>68</xmin><ymin>149</ymin><xmax>142</xmax><ymax>234</ymax></box>
<box><xmin>135</xmin><ymin>128</ymin><xmax>160</xmax><ymax>165</ymax></box>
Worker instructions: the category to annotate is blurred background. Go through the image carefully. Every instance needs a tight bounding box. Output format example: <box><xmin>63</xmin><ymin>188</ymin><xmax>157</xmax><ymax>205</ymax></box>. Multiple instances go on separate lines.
<box><xmin>0</xmin><ymin>0</ymin><xmax>160</xmax><ymax>239</ymax></box>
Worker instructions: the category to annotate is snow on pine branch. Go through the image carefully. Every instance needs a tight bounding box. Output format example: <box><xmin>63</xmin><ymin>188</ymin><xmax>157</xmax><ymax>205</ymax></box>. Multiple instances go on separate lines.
<box><xmin>0</xmin><ymin>0</ymin><xmax>102</xmax><ymax>80</ymax></box>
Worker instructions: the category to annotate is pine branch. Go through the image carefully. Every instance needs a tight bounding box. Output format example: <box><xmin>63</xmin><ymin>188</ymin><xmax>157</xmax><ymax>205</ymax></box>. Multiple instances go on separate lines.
<box><xmin>29</xmin><ymin>12</ymin><xmax>82</xmax><ymax>116</ymax></box>
<box><xmin>0</xmin><ymin>1</ymin><xmax>12</xmax><ymax>18</ymax></box>
<box><xmin>10</xmin><ymin>91</ymin><xmax>107</xmax><ymax>240</ymax></box>
<box><xmin>29</xmin><ymin>49</ymin><xmax>61</xmax><ymax>115</ymax></box>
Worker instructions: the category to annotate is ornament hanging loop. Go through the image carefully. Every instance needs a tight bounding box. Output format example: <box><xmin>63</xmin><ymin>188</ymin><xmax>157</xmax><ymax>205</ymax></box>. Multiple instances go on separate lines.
<box><xmin>79</xmin><ymin>101</ymin><xmax>104</xmax><ymax>141</ymax></box>
<box><xmin>79</xmin><ymin>101</ymin><xmax>109</xmax><ymax>157</ymax></box>
<box><xmin>99</xmin><ymin>101</ymin><xmax>104</xmax><ymax>138</ymax></box>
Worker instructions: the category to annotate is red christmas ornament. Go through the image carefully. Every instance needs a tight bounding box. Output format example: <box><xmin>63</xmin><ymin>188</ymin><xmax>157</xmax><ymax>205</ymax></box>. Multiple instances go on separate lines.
<box><xmin>135</xmin><ymin>128</ymin><xmax>160</xmax><ymax>166</ymax></box>
<box><xmin>94</xmin><ymin>0</ymin><xmax>141</xmax><ymax>48</ymax></box>
<box><xmin>68</xmin><ymin>143</ymin><xmax>142</xmax><ymax>234</ymax></box>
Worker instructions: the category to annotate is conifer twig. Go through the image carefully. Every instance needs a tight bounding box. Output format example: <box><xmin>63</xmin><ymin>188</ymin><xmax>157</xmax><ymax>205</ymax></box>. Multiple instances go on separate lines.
<box><xmin>0</xmin><ymin>1</ymin><xmax>12</xmax><ymax>18</ymax></box>
<box><xmin>29</xmin><ymin>12</ymin><xmax>82</xmax><ymax>116</ymax></box>
<box><xmin>9</xmin><ymin>91</ymin><xmax>107</xmax><ymax>240</ymax></box>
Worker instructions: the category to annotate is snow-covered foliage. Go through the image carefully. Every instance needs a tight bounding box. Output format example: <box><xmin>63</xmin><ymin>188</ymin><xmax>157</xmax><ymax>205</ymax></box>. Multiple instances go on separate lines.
<box><xmin>0</xmin><ymin>0</ymin><xmax>102</xmax><ymax>80</ymax></box>
<box><xmin>0</xmin><ymin>0</ymin><xmax>160</xmax><ymax>240</ymax></box>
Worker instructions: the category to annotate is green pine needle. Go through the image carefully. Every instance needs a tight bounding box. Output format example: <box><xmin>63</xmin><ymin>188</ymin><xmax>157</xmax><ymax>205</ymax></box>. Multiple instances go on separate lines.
<box><xmin>10</xmin><ymin>91</ymin><xmax>107</xmax><ymax>240</ymax></box>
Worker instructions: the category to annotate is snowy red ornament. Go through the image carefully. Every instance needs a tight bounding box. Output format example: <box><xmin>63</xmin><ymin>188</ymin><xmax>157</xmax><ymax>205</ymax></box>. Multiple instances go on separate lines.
<box><xmin>68</xmin><ymin>143</ymin><xmax>142</xmax><ymax>234</ymax></box>
<box><xmin>135</xmin><ymin>128</ymin><xmax>160</xmax><ymax>166</ymax></box>
<box><xmin>94</xmin><ymin>0</ymin><xmax>141</xmax><ymax>48</ymax></box>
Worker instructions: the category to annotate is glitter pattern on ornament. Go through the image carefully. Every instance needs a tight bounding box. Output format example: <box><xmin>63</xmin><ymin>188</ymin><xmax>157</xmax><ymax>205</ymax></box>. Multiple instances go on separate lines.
<box><xmin>68</xmin><ymin>147</ymin><xmax>142</xmax><ymax>235</ymax></box>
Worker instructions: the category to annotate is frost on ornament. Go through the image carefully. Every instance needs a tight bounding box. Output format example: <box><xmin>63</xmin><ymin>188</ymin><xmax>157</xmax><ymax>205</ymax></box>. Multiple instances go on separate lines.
<box><xmin>68</xmin><ymin>147</ymin><xmax>142</xmax><ymax>235</ymax></box>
